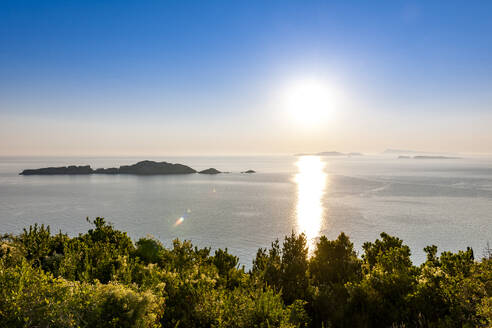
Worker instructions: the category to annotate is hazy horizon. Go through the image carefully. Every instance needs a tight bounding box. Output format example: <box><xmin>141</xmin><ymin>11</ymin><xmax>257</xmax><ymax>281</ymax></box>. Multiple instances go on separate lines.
<box><xmin>2</xmin><ymin>151</ymin><xmax>492</xmax><ymax>158</ymax></box>
<box><xmin>1</xmin><ymin>1</ymin><xmax>491</xmax><ymax>156</ymax></box>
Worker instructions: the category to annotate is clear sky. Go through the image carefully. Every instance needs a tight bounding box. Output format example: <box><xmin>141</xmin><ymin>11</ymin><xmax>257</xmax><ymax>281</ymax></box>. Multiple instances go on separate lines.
<box><xmin>1</xmin><ymin>1</ymin><xmax>491</xmax><ymax>156</ymax></box>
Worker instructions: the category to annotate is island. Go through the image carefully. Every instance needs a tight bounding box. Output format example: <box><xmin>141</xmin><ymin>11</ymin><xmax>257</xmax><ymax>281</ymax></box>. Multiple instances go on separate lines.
<box><xmin>199</xmin><ymin>168</ymin><xmax>221</xmax><ymax>174</ymax></box>
<box><xmin>20</xmin><ymin>160</ymin><xmax>197</xmax><ymax>176</ymax></box>
<box><xmin>384</xmin><ymin>149</ymin><xmax>424</xmax><ymax>155</ymax></box>
<box><xmin>385</xmin><ymin>149</ymin><xmax>461</xmax><ymax>158</ymax></box>
<box><xmin>397</xmin><ymin>155</ymin><xmax>462</xmax><ymax>160</ymax></box>
<box><xmin>294</xmin><ymin>151</ymin><xmax>363</xmax><ymax>157</ymax></box>
<box><xmin>20</xmin><ymin>165</ymin><xmax>94</xmax><ymax>175</ymax></box>
<box><xmin>118</xmin><ymin>161</ymin><xmax>196</xmax><ymax>175</ymax></box>
<box><xmin>19</xmin><ymin>161</ymin><xmax>263</xmax><ymax>176</ymax></box>
<box><xmin>414</xmin><ymin>156</ymin><xmax>462</xmax><ymax>160</ymax></box>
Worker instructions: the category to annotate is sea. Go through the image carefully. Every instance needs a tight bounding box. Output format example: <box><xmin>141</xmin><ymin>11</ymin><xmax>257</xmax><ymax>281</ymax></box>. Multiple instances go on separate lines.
<box><xmin>1</xmin><ymin>155</ymin><xmax>491</xmax><ymax>268</ymax></box>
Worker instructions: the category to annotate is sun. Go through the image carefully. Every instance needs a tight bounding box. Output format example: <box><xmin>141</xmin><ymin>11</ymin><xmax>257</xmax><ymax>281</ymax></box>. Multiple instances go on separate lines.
<box><xmin>282</xmin><ymin>78</ymin><xmax>340</xmax><ymax>127</ymax></box>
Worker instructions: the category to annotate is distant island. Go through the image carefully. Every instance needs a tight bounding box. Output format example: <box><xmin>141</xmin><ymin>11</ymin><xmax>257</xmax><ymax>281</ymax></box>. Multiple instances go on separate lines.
<box><xmin>414</xmin><ymin>155</ymin><xmax>462</xmax><ymax>159</ymax></box>
<box><xmin>20</xmin><ymin>161</ymin><xmax>249</xmax><ymax>176</ymax></box>
<box><xmin>294</xmin><ymin>151</ymin><xmax>363</xmax><ymax>157</ymax></box>
<box><xmin>385</xmin><ymin>149</ymin><xmax>459</xmax><ymax>156</ymax></box>
<box><xmin>398</xmin><ymin>155</ymin><xmax>462</xmax><ymax>160</ymax></box>
<box><xmin>199</xmin><ymin>168</ymin><xmax>221</xmax><ymax>174</ymax></box>
<box><xmin>384</xmin><ymin>148</ymin><xmax>427</xmax><ymax>155</ymax></box>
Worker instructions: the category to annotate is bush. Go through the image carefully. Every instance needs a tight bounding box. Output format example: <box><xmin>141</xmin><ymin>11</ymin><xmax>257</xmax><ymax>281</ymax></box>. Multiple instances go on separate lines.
<box><xmin>0</xmin><ymin>259</ymin><xmax>163</xmax><ymax>328</ymax></box>
<box><xmin>0</xmin><ymin>218</ymin><xmax>490</xmax><ymax>328</ymax></box>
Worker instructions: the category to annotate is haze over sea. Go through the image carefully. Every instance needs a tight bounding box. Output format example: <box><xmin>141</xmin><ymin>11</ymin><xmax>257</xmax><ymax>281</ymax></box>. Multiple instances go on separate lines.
<box><xmin>1</xmin><ymin>155</ymin><xmax>491</xmax><ymax>267</ymax></box>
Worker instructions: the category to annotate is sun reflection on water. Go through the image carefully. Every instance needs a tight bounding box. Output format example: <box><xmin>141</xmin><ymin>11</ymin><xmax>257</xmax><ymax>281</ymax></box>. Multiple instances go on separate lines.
<box><xmin>294</xmin><ymin>156</ymin><xmax>327</xmax><ymax>251</ymax></box>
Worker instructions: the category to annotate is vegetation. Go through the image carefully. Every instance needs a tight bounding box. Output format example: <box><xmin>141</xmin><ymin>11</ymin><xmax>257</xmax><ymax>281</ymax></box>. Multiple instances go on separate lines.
<box><xmin>0</xmin><ymin>218</ymin><xmax>490</xmax><ymax>327</ymax></box>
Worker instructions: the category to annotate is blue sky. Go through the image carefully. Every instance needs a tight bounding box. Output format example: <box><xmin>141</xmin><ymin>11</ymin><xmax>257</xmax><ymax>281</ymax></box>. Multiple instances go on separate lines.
<box><xmin>1</xmin><ymin>1</ymin><xmax>491</xmax><ymax>155</ymax></box>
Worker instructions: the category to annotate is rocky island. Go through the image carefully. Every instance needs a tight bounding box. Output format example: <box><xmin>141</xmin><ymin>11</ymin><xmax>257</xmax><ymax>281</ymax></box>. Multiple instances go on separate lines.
<box><xmin>199</xmin><ymin>168</ymin><xmax>221</xmax><ymax>174</ymax></box>
<box><xmin>20</xmin><ymin>160</ymin><xmax>197</xmax><ymax>176</ymax></box>
<box><xmin>20</xmin><ymin>165</ymin><xmax>94</xmax><ymax>175</ymax></box>
<box><xmin>118</xmin><ymin>161</ymin><xmax>196</xmax><ymax>175</ymax></box>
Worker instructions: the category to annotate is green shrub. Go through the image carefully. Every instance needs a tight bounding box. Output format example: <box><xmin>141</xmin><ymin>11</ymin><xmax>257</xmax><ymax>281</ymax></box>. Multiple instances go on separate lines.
<box><xmin>0</xmin><ymin>219</ymin><xmax>490</xmax><ymax>328</ymax></box>
<box><xmin>0</xmin><ymin>259</ymin><xmax>163</xmax><ymax>328</ymax></box>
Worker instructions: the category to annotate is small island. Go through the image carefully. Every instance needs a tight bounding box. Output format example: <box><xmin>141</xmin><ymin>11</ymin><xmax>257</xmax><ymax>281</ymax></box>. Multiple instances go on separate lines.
<box><xmin>199</xmin><ymin>168</ymin><xmax>221</xmax><ymax>174</ymax></box>
<box><xmin>397</xmin><ymin>155</ymin><xmax>462</xmax><ymax>160</ymax></box>
<box><xmin>241</xmin><ymin>170</ymin><xmax>256</xmax><ymax>173</ymax></box>
<box><xmin>294</xmin><ymin>151</ymin><xmax>363</xmax><ymax>157</ymax></box>
<box><xmin>414</xmin><ymin>155</ymin><xmax>462</xmax><ymax>159</ymax></box>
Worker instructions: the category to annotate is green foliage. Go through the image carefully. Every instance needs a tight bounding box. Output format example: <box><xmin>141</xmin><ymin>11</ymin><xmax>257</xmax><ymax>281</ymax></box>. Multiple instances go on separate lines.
<box><xmin>212</xmin><ymin>248</ymin><xmax>246</xmax><ymax>289</ymax></box>
<box><xmin>136</xmin><ymin>237</ymin><xmax>164</xmax><ymax>264</ymax></box>
<box><xmin>309</xmin><ymin>233</ymin><xmax>361</xmax><ymax>327</ymax></box>
<box><xmin>281</xmin><ymin>232</ymin><xmax>310</xmax><ymax>304</ymax></box>
<box><xmin>195</xmin><ymin>287</ymin><xmax>298</xmax><ymax>328</ymax></box>
<box><xmin>252</xmin><ymin>239</ymin><xmax>282</xmax><ymax>289</ymax></box>
<box><xmin>0</xmin><ymin>219</ymin><xmax>490</xmax><ymax>328</ymax></box>
<box><xmin>410</xmin><ymin>247</ymin><xmax>490</xmax><ymax>327</ymax></box>
<box><xmin>345</xmin><ymin>233</ymin><xmax>417</xmax><ymax>327</ymax></box>
<box><xmin>252</xmin><ymin>232</ymin><xmax>310</xmax><ymax>305</ymax></box>
<box><xmin>310</xmin><ymin>233</ymin><xmax>361</xmax><ymax>286</ymax></box>
<box><xmin>0</xmin><ymin>258</ymin><xmax>163</xmax><ymax>328</ymax></box>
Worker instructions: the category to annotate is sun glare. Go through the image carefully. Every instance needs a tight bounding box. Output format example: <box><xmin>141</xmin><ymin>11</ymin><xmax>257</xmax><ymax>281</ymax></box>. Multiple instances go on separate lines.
<box><xmin>283</xmin><ymin>79</ymin><xmax>340</xmax><ymax>127</ymax></box>
<box><xmin>294</xmin><ymin>156</ymin><xmax>327</xmax><ymax>251</ymax></box>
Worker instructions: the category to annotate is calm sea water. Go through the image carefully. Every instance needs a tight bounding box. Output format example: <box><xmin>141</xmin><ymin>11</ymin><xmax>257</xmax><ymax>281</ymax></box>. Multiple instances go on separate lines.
<box><xmin>1</xmin><ymin>155</ymin><xmax>491</xmax><ymax>267</ymax></box>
